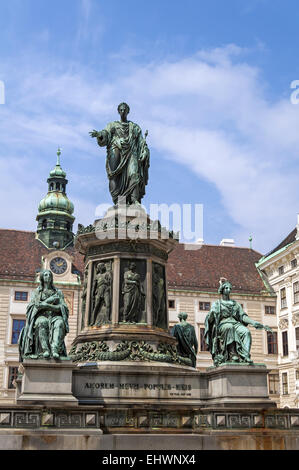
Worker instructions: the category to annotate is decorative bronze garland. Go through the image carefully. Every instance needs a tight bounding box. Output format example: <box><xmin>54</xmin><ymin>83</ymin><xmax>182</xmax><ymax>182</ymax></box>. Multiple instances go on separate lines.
<box><xmin>69</xmin><ymin>340</ymin><xmax>192</xmax><ymax>367</ymax></box>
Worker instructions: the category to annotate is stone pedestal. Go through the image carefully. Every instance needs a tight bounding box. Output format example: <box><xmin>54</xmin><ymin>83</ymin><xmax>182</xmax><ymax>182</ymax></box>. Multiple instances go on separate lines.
<box><xmin>71</xmin><ymin>361</ymin><xmax>275</xmax><ymax>409</ymax></box>
<box><xmin>16</xmin><ymin>360</ymin><xmax>78</xmax><ymax>407</ymax></box>
<box><xmin>72</xmin><ymin>361</ymin><xmax>203</xmax><ymax>407</ymax></box>
<box><xmin>202</xmin><ymin>363</ymin><xmax>274</xmax><ymax>408</ymax></box>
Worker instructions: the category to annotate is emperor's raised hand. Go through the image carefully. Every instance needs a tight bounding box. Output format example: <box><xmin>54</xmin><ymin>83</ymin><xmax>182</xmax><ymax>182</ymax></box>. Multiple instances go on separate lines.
<box><xmin>89</xmin><ymin>129</ymin><xmax>99</xmax><ymax>138</ymax></box>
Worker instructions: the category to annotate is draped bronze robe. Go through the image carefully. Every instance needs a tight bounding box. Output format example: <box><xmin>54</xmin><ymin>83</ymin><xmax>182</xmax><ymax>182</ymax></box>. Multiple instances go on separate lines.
<box><xmin>97</xmin><ymin>120</ymin><xmax>149</xmax><ymax>204</ymax></box>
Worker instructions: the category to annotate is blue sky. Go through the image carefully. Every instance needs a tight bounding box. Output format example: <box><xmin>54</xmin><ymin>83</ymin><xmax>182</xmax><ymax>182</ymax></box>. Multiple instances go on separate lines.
<box><xmin>1</xmin><ymin>0</ymin><xmax>299</xmax><ymax>253</ymax></box>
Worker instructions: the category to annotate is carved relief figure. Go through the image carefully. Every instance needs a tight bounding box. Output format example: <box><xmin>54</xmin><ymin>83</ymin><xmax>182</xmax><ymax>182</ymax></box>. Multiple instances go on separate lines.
<box><xmin>172</xmin><ymin>312</ymin><xmax>198</xmax><ymax>368</ymax></box>
<box><xmin>90</xmin><ymin>102</ymin><xmax>150</xmax><ymax>206</ymax></box>
<box><xmin>152</xmin><ymin>263</ymin><xmax>167</xmax><ymax>329</ymax></box>
<box><xmin>81</xmin><ymin>266</ymin><xmax>89</xmax><ymax>329</ymax></box>
<box><xmin>122</xmin><ymin>261</ymin><xmax>145</xmax><ymax>323</ymax></box>
<box><xmin>90</xmin><ymin>262</ymin><xmax>112</xmax><ymax>326</ymax></box>
<box><xmin>18</xmin><ymin>270</ymin><xmax>69</xmax><ymax>361</ymax></box>
<box><xmin>204</xmin><ymin>278</ymin><xmax>272</xmax><ymax>366</ymax></box>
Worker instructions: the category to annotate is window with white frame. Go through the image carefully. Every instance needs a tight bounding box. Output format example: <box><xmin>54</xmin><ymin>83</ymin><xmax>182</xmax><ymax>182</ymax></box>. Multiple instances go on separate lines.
<box><xmin>14</xmin><ymin>291</ymin><xmax>28</xmax><ymax>302</ymax></box>
<box><xmin>268</xmin><ymin>374</ymin><xmax>279</xmax><ymax>395</ymax></box>
<box><xmin>294</xmin><ymin>282</ymin><xmax>299</xmax><ymax>304</ymax></box>
<box><xmin>282</xmin><ymin>372</ymin><xmax>289</xmax><ymax>395</ymax></box>
<box><xmin>199</xmin><ymin>302</ymin><xmax>210</xmax><ymax>311</ymax></box>
<box><xmin>291</xmin><ymin>259</ymin><xmax>298</xmax><ymax>269</ymax></box>
<box><xmin>282</xmin><ymin>331</ymin><xmax>289</xmax><ymax>357</ymax></box>
<box><xmin>265</xmin><ymin>305</ymin><xmax>275</xmax><ymax>315</ymax></box>
<box><xmin>278</xmin><ymin>266</ymin><xmax>284</xmax><ymax>276</ymax></box>
<box><xmin>8</xmin><ymin>367</ymin><xmax>18</xmax><ymax>389</ymax></box>
<box><xmin>11</xmin><ymin>318</ymin><xmax>25</xmax><ymax>344</ymax></box>
<box><xmin>267</xmin><ymin>331</ymin><xmax>278</xmax><ymax>354</ymax></box>
<box><xmin>281</xmin><ymin>288</ymin><xmax>287</xmax><ymax>309</ymax></box>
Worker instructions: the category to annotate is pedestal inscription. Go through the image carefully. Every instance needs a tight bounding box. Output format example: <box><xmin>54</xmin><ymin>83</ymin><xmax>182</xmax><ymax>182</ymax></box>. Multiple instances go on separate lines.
<box><xmin>73</xmin><ymin>365</ymin><xmax>201</xmax><ymax>404</ymax></box>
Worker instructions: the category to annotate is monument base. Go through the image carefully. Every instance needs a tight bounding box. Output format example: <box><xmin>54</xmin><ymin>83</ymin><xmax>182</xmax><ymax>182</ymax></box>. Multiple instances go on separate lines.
<box><xmin>72</xmin><ymin>361</ymin><xmax>275</xmax><ymax>409</ymax></box>
<box><xmin>16</xmin><ymin>359</ymin><xmax>78</xmax><ymax>407</ymax></box>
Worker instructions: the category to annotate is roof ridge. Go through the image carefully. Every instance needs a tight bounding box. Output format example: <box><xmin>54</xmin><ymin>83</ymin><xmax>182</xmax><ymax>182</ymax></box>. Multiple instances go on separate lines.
<box><xmin>182</xmin><ymin>242</ymin><xmax>262</xmax><ymax>254</ymax></box>
<box><xmin>0</xmin><ymin>228</ymin><xmax>35</xmax><ymax>234</ymax></box>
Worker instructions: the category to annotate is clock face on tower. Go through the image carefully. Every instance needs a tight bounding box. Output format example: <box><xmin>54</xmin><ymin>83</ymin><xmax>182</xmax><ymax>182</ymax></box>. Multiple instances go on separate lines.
<box><xmin>50</xmin><ymin>257</ymin><xmax>67</xmax><ymax>275</ymax></box>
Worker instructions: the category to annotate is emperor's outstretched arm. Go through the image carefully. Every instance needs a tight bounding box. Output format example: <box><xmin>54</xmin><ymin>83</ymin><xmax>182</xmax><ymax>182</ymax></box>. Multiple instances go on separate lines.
<box><xmin>89</xmin><ymin>129</ymin><xmax>109</xmax><ymax>147</ymax></box>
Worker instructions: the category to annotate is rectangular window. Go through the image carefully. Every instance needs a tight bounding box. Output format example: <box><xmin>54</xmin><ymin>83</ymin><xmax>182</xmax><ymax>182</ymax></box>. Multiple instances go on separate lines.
<box><xmin>268</xmin><ymin>374</ymin><xmax>279</xmax><ymax>395</ymax></box>
<box><xmin>282</xmin><ymin>331</ymin><xmax>289</xmax><ymax>356</ymax></box>
<box><xmin>199</xmin><ymin>302</ymin><xmax>211</xmax><ymax>311</ymax></box>
<box><xmin>282</xmin><ymin>372</ymin><xmax>288</xmax><ymax>395</ymax></box>
<box><xmin>11</xmin><ymin>319</ymin><xmax>25</xmax><ymax>345</ymax></box>
<box><xmin>278</xmin><ymin>266</ymin><xmax>284</xmax><ymax>275</ymax></box>
<box><xmin>292</xmin><ymin>259</ymin><xmax>298</xmax><ymax>269</ymax></box>
<box><xmin>294</xmin><ymin>282</ymin><xmax>299</xmax><ymax>304</ymax></box>
<box><xmin>281</xmin><ymin>288</ymin><xmax>287</xmax><ymax>309</ymax></box>
<box><xmin>296</xmin><ymin>328</ymin><xmax>299</xmax><ymax>352</ymax></box>
<box><xmin>265</xmin><ymin>305</ymin><xmax>275</xmax><ymax>315</ymax></box>
<box><xmin>200</xmin><ymin>328</ymin><xmax>209</xmax><ymax>352</ymax></box>
<box><xmin>168</xmin><ymin>300</ymin><xmax>175</xmax><ymax>309</ymax></box>
<box><xmin>267</xmin><ymin>331</ymin><xmax>278</xmax><ymax>354</ymax></box>
<box><xmin>8</xmin><ymin>367</ymin><xmax>18</xmax><ymax>389</ymax></box>
<box><xmin>14</xmin><ymin>291</ymin><xmax>28</xmax><ymax>302</ymax></box>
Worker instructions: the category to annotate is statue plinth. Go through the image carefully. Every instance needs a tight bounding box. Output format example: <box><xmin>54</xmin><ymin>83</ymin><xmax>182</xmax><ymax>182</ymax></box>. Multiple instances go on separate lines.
<box><xmin>16</xmin><ymin>359</ymin><xmax>78</xmax><ymax>407</ymax></box>
<box><xmin>203</xmin><ymin>363</ymin><xmax>275</xmax><ymax>409</ymax></box>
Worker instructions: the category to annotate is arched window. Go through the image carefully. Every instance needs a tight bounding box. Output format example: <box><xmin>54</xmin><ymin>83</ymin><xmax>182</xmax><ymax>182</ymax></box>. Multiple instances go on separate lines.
<box><xmin>56</xmin><ymin>183</ymin><xmax>60</xmax><ymax>191</ymax></box>
<box><xmin>49</xmin><ymin>183</ymin><xmax>54</xmax><ymax>191</ymax></box>
<box><xmin>42</xmin><ymin>219</ymin><xmax>47</xmax><ymax>230</ymax></box>
<box><xmin>62</xmin><ymin>184</ymin><xmax>65</xmax><ymax>192</ymax></box>
<box><xmin>66</xmin><ymin>222</ymin><xmax>71</xmax><ymax>231</ymax></box>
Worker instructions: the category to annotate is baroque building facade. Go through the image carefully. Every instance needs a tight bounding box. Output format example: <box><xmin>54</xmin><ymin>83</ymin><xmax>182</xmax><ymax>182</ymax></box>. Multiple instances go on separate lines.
<box><xmin>258</xmin><ymin>216</ymin><xmax>299</xmax><ymax>408</ymax></box>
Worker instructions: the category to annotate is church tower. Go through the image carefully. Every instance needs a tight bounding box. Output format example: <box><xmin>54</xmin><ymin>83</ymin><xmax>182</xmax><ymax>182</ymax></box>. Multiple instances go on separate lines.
<box><xmin>36</xmin><ymin>148</ymin><xmax>75</xmax><ymax>249</ymax></box>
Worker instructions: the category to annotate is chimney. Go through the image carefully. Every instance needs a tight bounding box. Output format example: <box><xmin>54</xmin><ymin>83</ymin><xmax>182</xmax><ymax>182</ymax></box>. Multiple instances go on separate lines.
<box><xmin>220</xmin><ymin>238</ymin><xmax>235</xmax><ymax>247</ymax></box>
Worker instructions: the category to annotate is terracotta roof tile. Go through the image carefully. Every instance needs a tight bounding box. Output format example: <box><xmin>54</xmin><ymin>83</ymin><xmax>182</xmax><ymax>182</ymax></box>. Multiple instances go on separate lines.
<box><xmin>167</xmin><ymin>243</ymin><xmax>267</xmax><ymax>294</ymax></box>
<box><xmin>0</xmin><ymin>229</ymin><xmax>84</xmax><ymax>281</ymax></box>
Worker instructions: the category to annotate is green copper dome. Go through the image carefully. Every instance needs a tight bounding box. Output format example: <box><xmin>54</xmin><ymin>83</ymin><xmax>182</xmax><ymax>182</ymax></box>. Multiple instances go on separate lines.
<box><xmin>49</xmin><ymin>165</ymin><xmax>66</xmax><ymax>178</ymax></box>
<box><xmin>38</xmin><ymin>192</ymin><xmax>74</xmax><ymax>215</ymax></box>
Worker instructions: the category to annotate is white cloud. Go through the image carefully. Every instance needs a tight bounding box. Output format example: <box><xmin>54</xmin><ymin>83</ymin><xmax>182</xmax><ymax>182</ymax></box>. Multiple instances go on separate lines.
<box><xmin>1</xmin><ymin>45</ymin><xmax>299</xmax><ymax>252</ymax></box>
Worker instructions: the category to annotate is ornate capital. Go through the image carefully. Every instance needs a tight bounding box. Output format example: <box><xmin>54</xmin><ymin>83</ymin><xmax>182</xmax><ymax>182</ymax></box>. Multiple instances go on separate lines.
<box><xmin>279</xmin><ymin>318</ymin><xmax>289</xmax><ymax>330</ymax></box>
<box><xmin>292</xmin><ymin>312</ymin><xmax>299</xmax><ymax>326</ymax></box>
